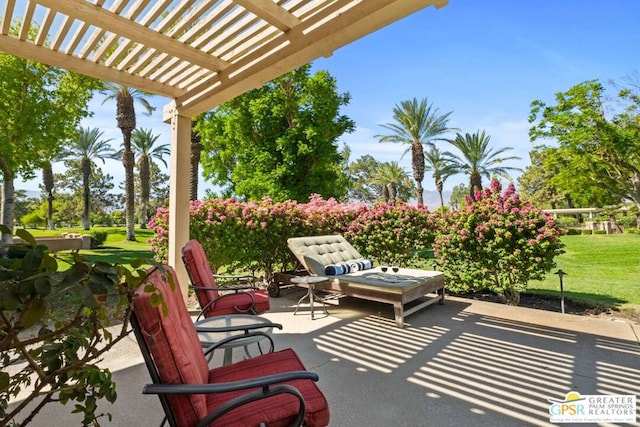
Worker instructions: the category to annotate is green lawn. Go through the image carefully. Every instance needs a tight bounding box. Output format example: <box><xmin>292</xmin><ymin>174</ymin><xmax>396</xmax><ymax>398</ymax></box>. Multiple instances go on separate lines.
<box><xmin>25</xmin><ymin>226</ymin><xmax>155</xmax><ymax>264</ymax></box>
<box><xmin>528</xmin><ymin>233</ymin><xmax>640</xmax><ymax>312</ymax></box>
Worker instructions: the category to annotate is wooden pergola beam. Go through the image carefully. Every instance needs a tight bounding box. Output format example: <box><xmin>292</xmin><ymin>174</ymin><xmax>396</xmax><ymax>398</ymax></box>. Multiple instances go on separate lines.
<box><xmin>0</xmin><ymin>35</ymin><xmax>184</xmax><ymax>98</ymax></box>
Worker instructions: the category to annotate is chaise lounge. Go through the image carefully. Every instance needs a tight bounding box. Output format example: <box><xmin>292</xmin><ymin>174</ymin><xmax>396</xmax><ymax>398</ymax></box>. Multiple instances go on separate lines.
<box><xmin>287</xmin><ymin>235</ymin><xmax>445</xmax><ymax>328</ymax></box>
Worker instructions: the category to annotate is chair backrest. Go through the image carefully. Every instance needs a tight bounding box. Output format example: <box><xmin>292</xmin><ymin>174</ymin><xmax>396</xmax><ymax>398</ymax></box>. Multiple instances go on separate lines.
<box><xmin>287</xmin><ymin>235</ymin><xmax>364</xmax><ymax>275</ymax></box>
<box><xmin>182</xmin><ymin>239</ymin><xmax>220</xmax><ymax>306</ymax></box>
<box><xmin>132</xmin><ymin>265</ymin><xmax>210</xmax><ymax>427</ymax></box>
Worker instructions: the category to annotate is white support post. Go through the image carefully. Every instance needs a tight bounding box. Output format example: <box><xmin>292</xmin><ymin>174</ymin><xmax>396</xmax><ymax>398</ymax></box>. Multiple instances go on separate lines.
<box><xmin>168</xmin><ymin>109</ymin><xmax>192</xmax><ymax>299</ymax></box>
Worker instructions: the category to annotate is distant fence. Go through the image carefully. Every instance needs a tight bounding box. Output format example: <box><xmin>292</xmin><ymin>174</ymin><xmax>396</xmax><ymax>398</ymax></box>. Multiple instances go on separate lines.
<box><xmin>543</xmin><ymin>207</ymin><xmax>631</xmax><ymax>234</ymax></box>
<box><xmin>12</xmin><ymin>233</ymin><xmax>92</xmax><ymax>252</ymax></box>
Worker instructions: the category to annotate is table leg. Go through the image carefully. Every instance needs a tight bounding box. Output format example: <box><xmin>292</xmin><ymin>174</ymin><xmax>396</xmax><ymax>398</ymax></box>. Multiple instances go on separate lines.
<box><xmin>223</xmin><ymin>348</ymin><xmax>233</xmax><ymax>365</ymax></box>
<box><xmin>293</xmin><ymin>283</ymin><xmax>328</xmax><ymax>319</ymax></box>
<box><xmin>309</xmin><ymin>283</ymin><xmax>315</xmax><ymax>319</ymax></box>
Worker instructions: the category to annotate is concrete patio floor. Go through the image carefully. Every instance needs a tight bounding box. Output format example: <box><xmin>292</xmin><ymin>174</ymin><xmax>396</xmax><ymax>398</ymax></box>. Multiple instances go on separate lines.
<box><xmin>12</xmin><ymin>287</ymin><xmax>640</xmax><ymax>426</ymax></box>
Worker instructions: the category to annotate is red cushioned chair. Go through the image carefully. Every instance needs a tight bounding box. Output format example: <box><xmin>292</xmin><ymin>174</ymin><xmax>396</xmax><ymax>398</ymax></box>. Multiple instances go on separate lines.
<box><xmin>182</xmin><ymin>239</ymin><xmax>271</xmax><ymax>320</ymax></box>
<box><xmin>132</xmin><ymin>265</ymin><xmax>330</xmax><ymax>427</ymax></box>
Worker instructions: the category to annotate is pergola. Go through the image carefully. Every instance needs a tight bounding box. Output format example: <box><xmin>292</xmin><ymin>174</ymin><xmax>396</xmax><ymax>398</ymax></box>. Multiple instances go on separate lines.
<box><xmin>0</xmin><ymin>0</ymin><xmax>447</xmax><ymax>290</ymax></box>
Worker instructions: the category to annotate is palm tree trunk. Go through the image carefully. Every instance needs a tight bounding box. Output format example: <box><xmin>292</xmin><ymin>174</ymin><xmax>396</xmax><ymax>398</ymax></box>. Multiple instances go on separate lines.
<box><xmin>122</xmin><ymin>142</ymin><xmax>136</xmax><ymax>241</ymax></box>
<box><xmin>436</xmin><ymin>177</ymin><xmax>444</xmax><ymax>210</ymax></box>
<box><xmin>469</xmin><ymin>171</ymin><xmax>482</xmax><ymax>199</ymax></box>
<box><xmin>139</xmin><ymin>156</ymin><xmax>150</xmax><ymax>228</ymax></box>
<box><xmin>190</xmin><ymin>123</ymin><xmax>202</xmax><ymax>201</ymax></box>
<box><xmin>43</xmin><ymin>161</ymin><xmax>55</xmax><ymax>230</ymax></box>
<box><xmin>412</xmin><ymin>142</ymin><xmax>425</xmax><ymax>206</ymax></box>
<box><xmin>81</xmin><ymin>158</ymin><xmax>91</xmax><ymax>230</ymax></box>
<box><xmin>382</xmin><ymin>184</ymin><xmax>390</xmax><ymax>203</ymax></box>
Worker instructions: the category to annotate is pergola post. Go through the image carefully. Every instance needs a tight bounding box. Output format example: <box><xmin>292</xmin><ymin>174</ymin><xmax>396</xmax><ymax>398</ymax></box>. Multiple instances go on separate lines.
<box><xmin>168</xmin><ymin>110</ymin><xmax>192</xmax><ymax>298</ymax></box>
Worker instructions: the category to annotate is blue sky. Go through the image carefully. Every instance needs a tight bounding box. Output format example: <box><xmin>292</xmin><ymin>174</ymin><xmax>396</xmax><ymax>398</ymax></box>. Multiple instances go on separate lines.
<box><xmin>19</xmin><ymin>0</ymin><xmax>640</xmax><ymax>203</ymax></box>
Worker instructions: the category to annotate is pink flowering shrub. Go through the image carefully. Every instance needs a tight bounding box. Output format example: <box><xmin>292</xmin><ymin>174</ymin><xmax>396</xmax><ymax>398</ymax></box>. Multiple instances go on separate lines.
<box><xmin>344</xmin><ymin>202</ymin><xmax>436</xmax><ymax>266</ymax></box>
<box><xmin>148</xmin><ymin>196</ymin><xmax>367</xmax><ymax>280</ymax></box>
<box><xmin>432</xmin><ymin>179</ymin><xmax>565</xmax><ymax>305</ymax></box>
<box><xmin>298</xmin><ymin>194</ymin><xmax>366</xmax><ymax>235</ymax></box>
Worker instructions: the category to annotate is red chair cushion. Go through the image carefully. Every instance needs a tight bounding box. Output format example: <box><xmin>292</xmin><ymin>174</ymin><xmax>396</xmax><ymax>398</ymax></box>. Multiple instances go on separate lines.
<box><xmin>207</xmin><ymin>349</ymin><xmax>330</xmax><ymax>427</ymax></box>
<box><xmin>134</xmin><ymin>266</ymin><xmax>210</xmax><ymax>427</ymax></box>
<box><xmin>183</xmin><ymin>239</ymin><xmax>220</xmax><ymax>304</ymax></box>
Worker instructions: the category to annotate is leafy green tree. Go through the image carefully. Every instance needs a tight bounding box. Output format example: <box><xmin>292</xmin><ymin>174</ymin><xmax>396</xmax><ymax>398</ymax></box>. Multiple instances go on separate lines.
<box><xmin>0</xmin><ymin>46</ymin><xmax>98</xmax><ymax>244</ymax></box>
<box><xmin>449</xmin><ymin>183</ymin><xmax>470</xmax><ymax>210</ymax></box>
<box><xmin>59</xmin><ymin>127</ymin><xmax>116</xmax><ymax>230</ymax></box>
<box><xmin>347</xmin><ymin>155</ymin><xmax>380</xmax><ymax>202</ymax></box>
<box><xmin>517</xmin><ymin>148</ymin><xmax>582</xmax><ymax>209</ymax></box>
<box><xmin>102</xmin><ymin>84</ymin><xmax>155</xmax><ymax>240</ymax></box>
<box><xmin>376</xmin><ymin>97</ymin><xmax>454</xmax><ymax>206</ymax></box>
<box><xmin>529</xmin><ymin>79</ymin><xmax>640</xmax><ymax>223</ymax></box>
<box><xmin>196</xmin><ymin>64</ymin><xmax>355</xmax><ymax>202</ymax></box>
<box><xmin>129</xmin><ymin>128</ymin><xmax>169</xmax><ymax>228</ymax></box>
<box><xmin>446</xmin><ymin>130</ymin><xmax>521</xmax><ymax>198</ymax></box>
<box><xmin>424</xmin><ymin>146</ymin><xmax>459</xmax><ymax>210</ymax></box>
<box><xmin>12</xmin><ymin>190</ymin><xmax>39</xmax><ymax>227</ymax></box>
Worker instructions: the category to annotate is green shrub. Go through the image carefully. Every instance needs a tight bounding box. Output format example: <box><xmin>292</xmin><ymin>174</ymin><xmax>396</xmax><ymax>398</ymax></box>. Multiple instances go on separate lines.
<box><xmin>90</xmin><ymin>231</ymin><xmax>108</xmax><ymax>248</ymax></box>
<box><xmin>581</xmin><ymin>229</ymin><xmax>593</xmax><ymax>235</ymax></box>
<box><xmin>593</xmin><ymin>230</ymin><xmax>607</xmax><ymax>235</ymax></box>
<box><xmin>20</xmin><ymin>211</ymin><xmax>45</xmax><ymax>228</ymax></box>
<box><xmin>564</xmin><ymin>228</ymin><xmax>582</xmax><ymax>236</ymax></box>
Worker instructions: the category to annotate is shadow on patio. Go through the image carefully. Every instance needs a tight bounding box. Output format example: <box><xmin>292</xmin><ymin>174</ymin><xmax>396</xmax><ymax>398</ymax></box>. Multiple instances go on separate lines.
<box><xmin>13</xmin><ymin>289</ymin><xmax>640</xmax><ymax>427</ymax></box>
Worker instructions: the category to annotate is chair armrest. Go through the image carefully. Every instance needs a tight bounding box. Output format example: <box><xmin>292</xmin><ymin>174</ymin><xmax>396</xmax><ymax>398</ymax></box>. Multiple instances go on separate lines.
<box><xmin>213</xmin><ymin>274</ymin><xmax>256</xmax><ymax>280</ymax></box>
<box><xmin>191</xmin><ymin>285</ymin><xmax>260</xmax><ymax>292</ymax></box>
<box><xmin>193</xmin><ymin>291</ymin><xmax>257</xmax><ymax>320</ymax></box>
<box><xmin>202</xmin><ymin>331</ymin><xmax>275</xmax><ymax>357</ymax></box>
<box><xmin>195</xmin><ymin>321</ymin><xmax>283</xmax><ymax>334</ymax></box>
<box><xmin>143</xmin><ymin>371</ymin><xmax>319</xmax><ymax>395</ymax></box>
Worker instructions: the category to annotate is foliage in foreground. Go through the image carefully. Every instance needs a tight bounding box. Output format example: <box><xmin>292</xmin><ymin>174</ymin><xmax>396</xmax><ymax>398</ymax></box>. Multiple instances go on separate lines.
<box><xmin>433</xmin><ymin>180</ymin><xmax>565</xmax><ymax>304</ymax></box>
<box><xmin>0</xmin><ymin>226</ymin><xmax>164</xmax><ymax>426</ymax></box>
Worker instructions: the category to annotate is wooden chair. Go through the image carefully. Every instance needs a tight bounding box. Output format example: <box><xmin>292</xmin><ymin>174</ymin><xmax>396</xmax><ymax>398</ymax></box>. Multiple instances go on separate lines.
<box><xmin>182</xmin><ymin>239</ymin><xmax>270</xmax><ymax>320</ymax></box>
<box><xmin>131</xmin><ymin>265</ymin><xmax>330</xmax><ymax>427</ymax></box>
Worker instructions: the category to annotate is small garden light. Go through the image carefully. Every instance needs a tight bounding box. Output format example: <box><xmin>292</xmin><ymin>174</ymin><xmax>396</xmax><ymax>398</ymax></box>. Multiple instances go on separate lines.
<box><xmin>554</xmin><ymin>269</ymin><xmax>567</xmax><ymax>314</ymax></box>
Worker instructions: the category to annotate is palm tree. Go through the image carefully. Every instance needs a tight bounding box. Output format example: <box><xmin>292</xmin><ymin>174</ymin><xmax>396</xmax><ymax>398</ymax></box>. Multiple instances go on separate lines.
<box><xmin>446</xmin><ymin>130</ymin><xmax>522</xmax><ymax>198</ymax></box>
<box><xmin>371</xmin><ymin>161</ymin><xmax>411</xmax><ymax>204</ymax></box>
<box><xmin>424</xmin><ymin>146</ymin><xmax>459</xmax><ymax>210</ymax></box>
<box><xmin>102</xmin><ymin>83</ymin><xmax>155</xmax><ymax>241</ymax></box>
<box><xmin>376</xmin><ymin>97</ymin><xmax>454</xmax><ymax>206</ymax></box>
<box><xmin>59</xmin><ymin>127</ymin><xmax>115</xmax><ymax>230</ymax></box>
<box><xmin>130</xmin><ymin>128</ymin><xmax>170</xmax><ymax>228</ymax></box>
